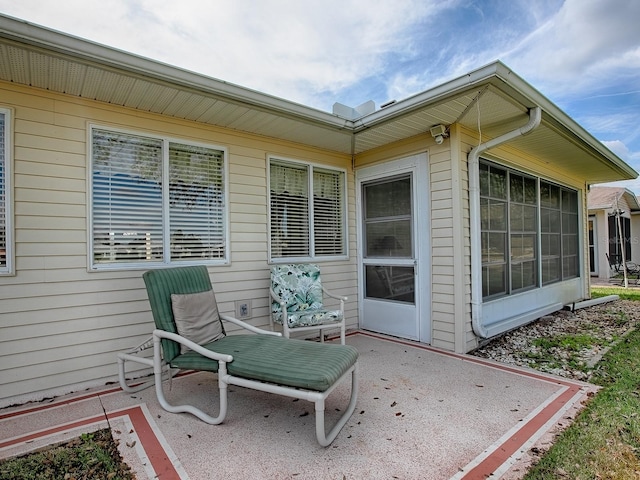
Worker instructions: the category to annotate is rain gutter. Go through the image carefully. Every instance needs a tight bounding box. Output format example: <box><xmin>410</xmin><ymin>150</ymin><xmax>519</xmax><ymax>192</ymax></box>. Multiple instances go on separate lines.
<box><xmin>469</xmin><ymin>106</ymin><xmax>542</xmax><ymax>338</ymax></box>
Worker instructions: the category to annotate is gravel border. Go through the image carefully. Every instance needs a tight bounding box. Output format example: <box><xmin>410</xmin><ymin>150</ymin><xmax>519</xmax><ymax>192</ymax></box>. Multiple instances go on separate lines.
<box><xmin>470</xmin><ymin>297</ymin><xmax>639</xmax><ymax>381</ymax></box>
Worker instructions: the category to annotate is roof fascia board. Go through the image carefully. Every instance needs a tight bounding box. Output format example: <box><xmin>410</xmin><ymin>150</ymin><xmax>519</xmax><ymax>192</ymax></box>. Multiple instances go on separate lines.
<box><xmin>0</xmin><ymin>14</ymin><xmax>351</xmax><ymax>130</ymax></box>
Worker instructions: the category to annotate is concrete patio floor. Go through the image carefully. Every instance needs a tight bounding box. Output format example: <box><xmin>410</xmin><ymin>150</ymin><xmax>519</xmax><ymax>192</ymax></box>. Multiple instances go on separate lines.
<box><xmin>0</xmin><ymin>331</ymin><xmax>596</xmax><ymax>479</ymax></box>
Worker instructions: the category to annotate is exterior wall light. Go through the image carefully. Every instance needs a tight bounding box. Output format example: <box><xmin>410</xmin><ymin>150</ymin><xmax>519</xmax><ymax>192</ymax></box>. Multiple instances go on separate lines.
<box><xmin>430</xmin><ymin>124</ymin><xmax>448</xmax><ymax>144</ymax></box>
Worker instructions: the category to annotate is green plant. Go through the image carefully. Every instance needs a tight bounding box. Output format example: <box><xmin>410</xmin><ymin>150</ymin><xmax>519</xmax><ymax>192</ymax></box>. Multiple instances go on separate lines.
<box><xmin>523</xmin><ymin>328</ymin><xmax>640</xmax><ymax>479</ymax></box>
<box><xmin>0</xmin><ymin>428</ymin><xmax>134</xmax><ymax>480</ymax></box>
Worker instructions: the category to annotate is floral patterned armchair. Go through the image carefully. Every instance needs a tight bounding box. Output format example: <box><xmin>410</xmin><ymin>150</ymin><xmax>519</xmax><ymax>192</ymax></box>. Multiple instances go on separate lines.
<box><xmin>270</xmin><ymin>264</ymin><xmax>347</xmax><ymax>344</ymax></box>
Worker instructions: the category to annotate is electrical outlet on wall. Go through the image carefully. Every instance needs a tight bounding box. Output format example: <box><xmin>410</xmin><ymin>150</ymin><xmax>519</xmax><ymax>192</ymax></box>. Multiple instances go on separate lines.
<box><xmin>235</xmin><ymin>300</ymin><xmax>252</xmax><ymax>319</ymax></box>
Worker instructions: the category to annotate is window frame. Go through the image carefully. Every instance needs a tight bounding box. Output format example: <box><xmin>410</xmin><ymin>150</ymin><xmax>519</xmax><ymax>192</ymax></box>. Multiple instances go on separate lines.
<box><xmin>480</xmin><ymin>159</ymin><xmax>579</xmax><ymax>301</ymax></box>
<box><xmin>0</xmin><ymin>107</ymin><xmax>12</xmax><ymax>275</ymax></box>
<box><xmin>267</xmin><ymin>155</ymin><xmax>348</xmax><ymax>263</ymax></box>
<box><xmin>88</xmin><ymin>125</ymin><xmax>229</xmax><ymax>271</ymax></box>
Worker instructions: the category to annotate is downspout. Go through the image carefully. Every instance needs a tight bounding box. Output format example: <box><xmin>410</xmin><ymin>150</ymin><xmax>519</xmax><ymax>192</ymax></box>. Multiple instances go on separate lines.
<box><xmin>469</xmin><ymin>106</ymin><xmax>542</xmax><ymax>338</ymax></box>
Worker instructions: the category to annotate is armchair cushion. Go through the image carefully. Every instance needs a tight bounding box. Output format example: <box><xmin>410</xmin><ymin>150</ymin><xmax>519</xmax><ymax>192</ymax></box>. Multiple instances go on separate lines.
<box><xmin>171</xmin><ymin>290</ymin><xmax>225</xmax><ymax>353</ymax></box>
<box><xmin>284</xmin><ymin>309</ymin><xmax>344</xmax><ymax>328</ymax></box>
<box><xmin>271</xmin><ymin>264</ymin><xmax>342</xmax><ymax>328</ymax></box>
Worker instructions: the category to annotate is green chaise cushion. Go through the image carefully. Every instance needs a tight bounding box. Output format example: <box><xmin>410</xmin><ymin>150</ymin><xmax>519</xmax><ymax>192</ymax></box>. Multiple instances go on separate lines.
<box><xmin>170</xmin><ymin>335</ymin><xmax>358</xmax><ymax>392</ymax></box>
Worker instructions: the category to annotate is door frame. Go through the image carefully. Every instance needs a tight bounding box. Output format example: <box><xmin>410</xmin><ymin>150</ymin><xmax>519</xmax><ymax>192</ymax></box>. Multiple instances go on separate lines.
<box><xmin>355</xmin><ymin>153</ymin><xmax>431</xmax><ymax>343</ymax></box>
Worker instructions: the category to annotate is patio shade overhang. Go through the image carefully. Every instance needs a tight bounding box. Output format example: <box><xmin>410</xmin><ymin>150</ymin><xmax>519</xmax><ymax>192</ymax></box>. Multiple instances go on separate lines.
<box><xmin>0</xmin><ymin>13</ymin><xmax>636</xmax><ymax>184</ymax></box>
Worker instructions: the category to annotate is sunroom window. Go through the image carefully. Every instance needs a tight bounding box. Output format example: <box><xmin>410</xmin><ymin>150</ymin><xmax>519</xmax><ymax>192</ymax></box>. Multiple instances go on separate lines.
<box><xmin>269</xmin><ymin>158</ymin><xmax>346</xmax><ymax>261</ymax></box>
<box><xmin>480</xmin><ymin>160</ymin><xmax>578</xmax><ymax>300</ymax></box>
<box><xmin>90</xmin><ymin>127</ymin><xmax>227</xmax><ymax>269</ymax></box>
<box><xmin>0</xmin><ymin>108</ymin><xmax>10</xmax><ymax>274</ymax></box>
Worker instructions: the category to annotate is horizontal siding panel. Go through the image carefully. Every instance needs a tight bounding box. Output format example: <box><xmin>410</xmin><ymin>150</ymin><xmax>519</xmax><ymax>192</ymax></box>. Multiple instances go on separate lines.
<box><xmin>1</xmin><ymin>319</ymin><xmax>151</xmax><ymax>358</ymax></box>
<box><xmin>15</xmin><ymin>202</ymin><xmax>86</xmax><ymax>217</ymax></box>
<box><xmin>0</xmin><ymin>299</ymin><xmax>150</xmax><ymax>328</ymax></box>
<box><xmin>14</xmin><ymin>158</ymin><xmax>85</xmax><ymax>179</ymax></box>
<box><xmin>15</xmin><ymin>188</ymin><xmax>85</xmax><ymax>205</ymax></box>
<box><xmin>15</xmin><ymin>131</ymin><xmax>85</xmax><ymax>156</ymax></box>
<box><xmin>16</xmin><ymin>118</ymin><xmax>85</xmax><ymax>143</ymax></box>
<box><xmin>15</xmin><ymin>174</ymin><xmax>85</xmax><ymax>192</ymax></box>
<box><xmin>16</xmin><ymin>216</ymin><xmax>85</xmax><ymax>230</ymax></box>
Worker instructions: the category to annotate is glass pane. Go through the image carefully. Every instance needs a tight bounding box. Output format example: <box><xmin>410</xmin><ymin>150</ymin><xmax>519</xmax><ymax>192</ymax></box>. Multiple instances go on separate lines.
<box><xmin>510</xmin><ymin>174</ymin><xmax>524</xmax><ymax>203</ymax></box>
<box><xmin>489</xmin><ymin>200</ymin><xmax>506</xmax><ymax>230</ymax></box>
<box><xmin>510</xmin><ymin>204</ymin><xmax>523</xmax><ymax>231</ymax></box>
<box><xmin>563</xmin><ymin>256</ymin><xmax>578</xmax><ymax>278</ymax></box>
<box><xmin>524</xmin><ymin>176</ymin><xmax>537</xmax><ymax>204</ymax></box>
<box><xmin>540</xmin><ymin>182</ymin><xmax>560</xmax><ymax>208</ymax></box>
<box><xmin>488</xmin><ymin>232</ymin><xmax>506</xmax><ymax>262</ymax></box>
<box><xmin>542</xmin><ymin>257</ymin><xmax>561</xmax><ymax>284</ymax></box>
<box><xmin>483</xmin><ymin>264</ymin><xmax>506</xmax><ymax>297</ymax></box>
<box><xmin>562</xmin><ymin>190</ymin><xmax>578</xmax><ymax>213</ymax></box>
<box><xmin>480</xmin><ymin>197</ymin><xmax>489</xmax><ymax>230</ymax></box>
<box><xmin>511</xmin><ymin>234</ymin><xmax>536</xmax><ymax>261</ymax></box>
<box><xmin>489</xmin><ymin>167</ymin><xmax>507</xmax><ymax>199</ymax></box>
<box><xmin>92</xmin><ymin>129</ymin><xmax>163</xmax><ymax>265</ymax></box>
<box><xmin>511</xmin><ymin>263</ymin><xmax>523</xmax><ymax>290</ymax></box>
<box><xmin>270</xmin><ymin>162</ymin><xmax>309</xmax><ymax>257</ymax></box>
<box><xmin>313</xmin><ymin>168</ymin><xmax>344</xmax><ymax>255</ymax></box>
<box><xmin>169</xmin><ymin>142</ymin><xmax>226</xmax><ymax>261</ymax></box>
<box><xmin>523</xmin><ymin>205</ymin><xmax>537</xmax><ymax>231</ymax></box>
<box><xmin>365</xmin><ymin>265</ymin><xmax>414</xmax><ymax>303</ymax></box>
<box><xmin>479</xmin><ymin>163</ymin><xmax>489</xmax><ymax>196</ymax></box>
<box><xmin>365</xmin><ymin>220</ymin><xmax>412</xmax><ymax>258</ymax></box>
<box><xmin>363</xmin><ymin>175</ymin><xmax>413</xmax><ymax>258</ymax></box>
<box><xmin>522</xmin><ymin>260</ymin><xmax>536</xmax><ymax>288</ymax></box>
<box><xmin>364</xmin><ymin>175</ymin><xmax>411</xmax><ymax>218</ymax></box>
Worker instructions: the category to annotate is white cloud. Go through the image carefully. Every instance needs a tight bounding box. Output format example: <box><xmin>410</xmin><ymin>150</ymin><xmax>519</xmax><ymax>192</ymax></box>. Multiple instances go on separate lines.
<box><xmin>505</xmin><ymin>0</ymin><xmax>640</xmax><ymax>96</ymax></box>
<box><xmin>0</xmin><ymin>0</ymin><xmax>442</xmax><ymax>107</ymax></box>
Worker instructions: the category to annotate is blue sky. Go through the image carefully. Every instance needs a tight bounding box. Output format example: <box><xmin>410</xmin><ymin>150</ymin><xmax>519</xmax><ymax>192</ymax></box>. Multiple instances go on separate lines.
<box><xmin>2</xmin><ymin>0</ymin><xmax>639</xmax><ymax>191</ymax></box>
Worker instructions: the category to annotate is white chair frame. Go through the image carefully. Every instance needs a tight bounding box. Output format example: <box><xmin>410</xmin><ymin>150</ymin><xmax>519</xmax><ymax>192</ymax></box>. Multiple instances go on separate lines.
<box><xmin>118</xmin><ymin>314</ymin><xmax>358</xmax><ymax>446</ymax></box>
<box><xmin>270</xmin><ymin>286</ymin><xmax>347</xmax><ymax>344</ymax></box>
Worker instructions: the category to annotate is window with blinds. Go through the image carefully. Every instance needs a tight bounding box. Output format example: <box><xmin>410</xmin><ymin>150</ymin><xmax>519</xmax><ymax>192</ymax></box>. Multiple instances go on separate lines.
<box><xmin>0</xmin><ymin>109</ymin><xmax>8</xmax><ymax>273</ymax></box>
<box><xmin>91</xmin><ymin>127</ymin><xmax>227</xmax><ymax>269</ymax></box>
<box><xmin>269</xmin><ymin>158</ymin><xmax>346</xmax><ymax>260</ymax></box>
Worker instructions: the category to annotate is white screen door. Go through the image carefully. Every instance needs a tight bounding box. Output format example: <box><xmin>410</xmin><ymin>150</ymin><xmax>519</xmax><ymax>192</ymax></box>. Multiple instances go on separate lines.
<box><xmin>357</xmin><ymin>154</ymin><xmax>429</xmax><ymax>342</ymax></box>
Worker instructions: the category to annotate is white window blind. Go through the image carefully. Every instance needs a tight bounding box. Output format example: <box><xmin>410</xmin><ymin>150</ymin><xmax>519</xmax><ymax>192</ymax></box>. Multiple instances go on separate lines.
<box><xmin>270</xmin><ymin>161</ymin><xmax>309</xmax><ymax>257</ymax></box>
<box><xmin>91</xmin><ymin>128</ymin><xmax>227</xmax><ymax>268</ymax></box>
<box><xmin>313</xmin><ymin>167</ymin><xmax>344</xmax><ymax>255</ymax></box>
<box><xmin>169</xmin><ymin>142</ymin><xmax>225</xmax><ymax>260</ymax></box>
<box><xmin>269</xmin><ymin>158</ymin><xmax>345</xmax><ymax>260</ymax></box>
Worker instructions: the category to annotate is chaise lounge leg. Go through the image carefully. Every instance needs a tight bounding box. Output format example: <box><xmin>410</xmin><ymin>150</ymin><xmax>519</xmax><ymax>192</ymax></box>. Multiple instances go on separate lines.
<box><xmin>152</xmin><ymin>336</ymin><xmax>229</xmax><ymax>425</ymax></box>
<box><xmin>314</xmin><ymin>364</ymin><xmax>359</xmax><ymax>447</ymax></box>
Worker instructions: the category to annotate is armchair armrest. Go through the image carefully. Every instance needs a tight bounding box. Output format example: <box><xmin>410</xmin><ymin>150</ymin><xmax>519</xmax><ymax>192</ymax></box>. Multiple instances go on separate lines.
<box><xmin>153</xmin><ymin>329</ymin><xmax>235</xmax><ymax>362</ymax></box>
<box><xmin>270</xmin><ymin>287</ymin><xmax>289</xmax><ymax>325</ymax></box>
<box><xmin>322</xmin><ymin>286</ymin><xmax>348</xmax><ymax>302</ymax></box>
<box><xmin>221</xmin><ymin>314</ymin><xmax>282</xmax><ymax>336</ymax></box>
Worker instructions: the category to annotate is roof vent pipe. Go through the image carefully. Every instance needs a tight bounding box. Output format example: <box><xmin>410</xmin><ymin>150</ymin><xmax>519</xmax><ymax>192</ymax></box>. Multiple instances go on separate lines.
<box><xmin>468</xmin><ymin>106</ymin><xmax>542</xmax><ymax>338</ymax></box>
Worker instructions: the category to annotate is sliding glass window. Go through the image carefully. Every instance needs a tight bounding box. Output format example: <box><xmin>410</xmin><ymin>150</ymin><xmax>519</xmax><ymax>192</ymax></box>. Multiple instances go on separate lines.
<box><xmin>480</xmin><ymin>160</ymin><xmax>579</xmax><ymax>300</ymax></box>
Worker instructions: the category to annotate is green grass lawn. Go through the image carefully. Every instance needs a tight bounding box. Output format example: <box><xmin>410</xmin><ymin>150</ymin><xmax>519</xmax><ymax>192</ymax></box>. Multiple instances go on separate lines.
<box><xmin>523</xmin><ymin>286</ymin><xmax>640</xmax><ymax>479</ymax></box>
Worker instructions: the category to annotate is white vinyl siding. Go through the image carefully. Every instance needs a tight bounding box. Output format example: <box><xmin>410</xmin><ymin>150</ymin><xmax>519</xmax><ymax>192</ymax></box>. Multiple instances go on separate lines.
<box><xmin>0</xmin><ymin>108</ymin><xmax>10</xmax><ymax>274</ymax></box>
<box><xmin>90</xmin><ymin>127</ymin><xmax>228</xmax><ymax>269</ymax></box>
<box><xmin>0</xmin><ymin>84</ymin><xmax>356</xmax><ymax>407</ymax></box>
<box><xmin>268</xmin><ymin>157</ymin><xmax>346</xmax><ymax>261</ymax></box>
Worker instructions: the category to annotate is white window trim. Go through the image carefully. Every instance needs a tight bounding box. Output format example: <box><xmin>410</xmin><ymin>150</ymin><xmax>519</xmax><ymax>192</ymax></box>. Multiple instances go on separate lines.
<box><xmin>267</xmin><ymin>155</ymin><xmax>348</xmax><ymax>263</ymax></box>
<box><xmin>0</xmin><ymin>107</ymin><xmax>13</xmax><ymax>275</ymax></box>
<box><xmin>87</xmin><ymin>124</ymin><xmax>230</xmax><ymax>271</ymax></box>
